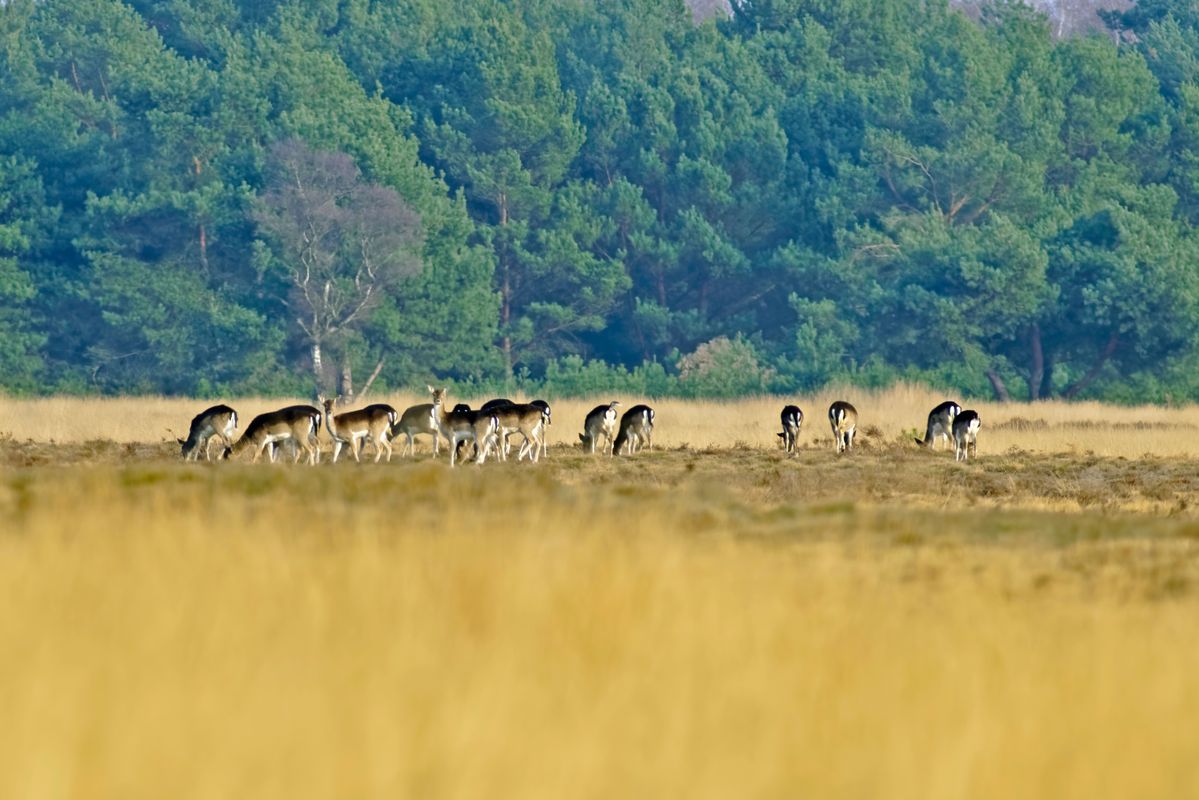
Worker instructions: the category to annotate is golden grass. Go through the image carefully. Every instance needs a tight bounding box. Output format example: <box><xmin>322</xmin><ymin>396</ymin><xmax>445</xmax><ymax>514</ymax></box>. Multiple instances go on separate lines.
<box><xmin>3</xmin><ymin>388</ymin><xmax>1199</xmax><ymax>796</ymax></box>
<box><xmin>1</xmin><ymin>466</ymin><xmax>1198</xmax><ymax>798</ymax></box>
<box><xmin>1</xmin><ymin>383</ymin><xmax>1195</xmax><ymax>457</ymax></box>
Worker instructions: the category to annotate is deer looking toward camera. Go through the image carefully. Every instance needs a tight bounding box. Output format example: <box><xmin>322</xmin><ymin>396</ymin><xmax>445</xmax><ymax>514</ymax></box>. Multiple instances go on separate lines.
<box><xmin>429</xmin><ymin>386</ymin><xmax>500</xmax><ymax>467</ymax></box>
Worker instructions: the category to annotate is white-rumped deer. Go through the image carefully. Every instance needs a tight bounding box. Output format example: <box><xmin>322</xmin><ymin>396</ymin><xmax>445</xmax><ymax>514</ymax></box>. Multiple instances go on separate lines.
<box><xmin>915</xmin><ymin>400</ymin><xmax>961</xmax><ymax>450</ymax></box>
<box><xmin>179</xmin><ymin>404</ymin><xmax>237</xmax><ymax>461</ymax></box>
<box><xmin>579</xmin><ymin>401</ymin><xmax>620</xmax><ymax>455</ymax></box>
<box><xmin>223</xmin><ymin>405</ymin><xmax>322</xmax><ymax>464</ymax></box>
<box><xmin>953</xmin><ymin>410</ymin><xmax>980</xmax><ymax>462</ymax></box>
<box><xmin>491</xmin><ymin>403</ymin><xmax>548</xmax><ymax>462</ymax></box>
<box><xmin>613</xmin><ymin>405</ymin><xmax>654</xmax><ymax>455</ymax></box>
<box><xmin>828</xmin><ymin>401</ymin><xmax>858</xmax><ymax>454</ymax></box>
<box><xmin>777</xmin><ymin>405</ymin><xmax>802</xmax><ymax>453</ymax></box>
<box><xmin>321</xmin><ymin>398</ymin><xmax>397</xmax><ymax>463</ymax></box>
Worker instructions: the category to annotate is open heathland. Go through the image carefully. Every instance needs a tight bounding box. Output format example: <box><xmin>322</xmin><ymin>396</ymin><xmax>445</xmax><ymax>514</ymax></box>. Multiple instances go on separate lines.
<box><xmin>2</xmin><ymin>388</ymin><xmax>1199</xmax><ymax>798</ymax></box>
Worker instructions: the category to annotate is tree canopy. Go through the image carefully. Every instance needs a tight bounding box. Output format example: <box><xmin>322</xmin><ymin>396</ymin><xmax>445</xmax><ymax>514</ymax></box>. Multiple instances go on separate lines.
<box><xmin>0</xmin><ymin>0</ymin><xmax>1197</xmax><ymax>402</ymax></box>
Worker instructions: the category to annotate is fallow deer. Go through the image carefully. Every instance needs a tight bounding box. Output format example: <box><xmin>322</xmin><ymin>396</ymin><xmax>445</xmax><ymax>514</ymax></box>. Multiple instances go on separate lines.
<box><xmin>321</xmin><ymin>397</ymin><xmax>398</xmax><ymax>463</ymax></box>
<box><xmin>613</xmin><ymin>404</ymin><xmax>655</xmax><ymax>455</ymax></box>
<box><xmin>179</xmin><ymin>404</ymin><xmax>237</xmax><ymax>461</ymax></box>
<box><xmin>915</xmin><ymin>400</ymin><xmax>961</xmax><ymax>450</ymax></box>
<box><xmin>393</xmin><ymin>401</ymin><xmax>443</xmax><ymax>457</ymax></box>
<box><xmin>579</xmin><ymin>401</ymin><xmax>620</xmax><ymax>455</ymax></box>
<box><xmin>828</xmin><ymin>401</ymin><xmax>858</xmax><ymax>454</ymax></box>
<box><xmin>777</xmin><ymin>405</ymin><xmax>802</xmax><ymax>454</ymax></box>
<box><xmin>530</xmin><ymin>399</ymin><xmax>551</xmax><ymax>459</ymax></box>
<box><xmin>430</xmin><ymin>386</ymin><xmax>500</xmax><ymax>467</ymax></box>
<box><xmin>953</xmin><ymin>410</ymin><xmax>981</xmax><ymax>462</ymax></box>
<box><xmin>491</xmin><ymin>403</ymin><xmax>548</xmax><ymax>462</ymax></box>
<box><xmin>223</xmin><ymin>405</ymin><xmax>322</xmax><ymax>464</ymax></box>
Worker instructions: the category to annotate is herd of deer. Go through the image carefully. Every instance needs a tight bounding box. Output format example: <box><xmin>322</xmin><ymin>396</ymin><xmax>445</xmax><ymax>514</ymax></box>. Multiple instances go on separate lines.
<box><xmin>177</xmin><ymin>388</ymin><xmax>980</xmax><ymax>466</ymax></box>
<box><xmin>776</xmin><ymin>399</ymin><xmax>981</xmax><ymax>462</ymax></box>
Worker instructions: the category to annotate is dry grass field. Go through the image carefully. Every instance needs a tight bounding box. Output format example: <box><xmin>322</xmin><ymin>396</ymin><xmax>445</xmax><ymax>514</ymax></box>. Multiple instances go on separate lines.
<box><xmin>2</xmin><ymin>385</ymin><xmax>1199</xmax><ymax>798</ymax></box>
<box><xmin>4</xmin><ymin>381</ymin><xmax>1199</xmax><ymax>456</ymax></box>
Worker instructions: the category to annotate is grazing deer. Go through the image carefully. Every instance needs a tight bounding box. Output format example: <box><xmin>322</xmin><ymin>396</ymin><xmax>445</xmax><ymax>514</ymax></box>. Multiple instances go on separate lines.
<box><xmin>579</xmin><ymin>401</ymin><xmax>620</xmax><ymax>455</ymax></box>
<box><xmin>430</xmin><ymin>386</ymin><xmax>500</xmax><ymax>467</ymax></box>
<box><xmin>828</xmin><ymin>401</ymin><xmax>858</xmax><ymax>454</ymax></box>
<box><xmin>915</xmin><ymin>400</ymin><xmax>961</xmax><ymax>450</ymax></box>
<box><xmin>490</xmin><ymin>403</ymin><xmax>549</xmax><ymax>462</ymax></box>
<box><xmin>952</xmin><ymin>410</ymin><xmax>980</xmax><ymax>462</ymax></box>
<box><xmin>613</xmin><ymin>404</ymin><xmax>655</xmax><ymax>455</ymax></box>
<box><xmin>393</xmin><ymin>400</ymin><xmax>444</xmax><ymax>457</ymax></box>
<box><xmin>321</xmin><ymin>397</ymin><xmax>397</xmax><ymax>463</ymax></box>
<box><xmin>223</xmin><ymin>405</ymin><xmax>322</xmax><ymax>464</ymax></box>
<box><xmin>179</xmin><ymin>404</ymin><xmax>238</xmax><ymax>461</ymax></box>
<box><xmin>777</xmin><ymin>405</ymin><xmax>803</xmax><ymax>453</ymax></box>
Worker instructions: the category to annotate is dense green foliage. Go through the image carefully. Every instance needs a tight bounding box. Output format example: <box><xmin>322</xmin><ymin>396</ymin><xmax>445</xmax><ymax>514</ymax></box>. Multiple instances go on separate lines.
<box><xmin>1</xmin><ymin>0</ymin><xmax>1197</xmax><ymax>401</ymax></box>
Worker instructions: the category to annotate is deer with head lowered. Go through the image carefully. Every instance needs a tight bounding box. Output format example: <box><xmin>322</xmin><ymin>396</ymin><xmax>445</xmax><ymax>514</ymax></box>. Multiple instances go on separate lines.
<box><xmin>953</xmin><ymin>410</ymin><xmax>981</xmax><ymax>462</ymax></box>
<box><xmin>915</xmin><ymin>400</ymin><xmax>961</xmax><ymax>450</ymax></box>
<box><xmin>178</xmin><ymin>404</ymin><xmax>238</xmax><ymax>461</ymax></box>
<box><xmin>579</xmin><ymin>401</ymin><xmax>620</xmax><ymax>455</ymax></box>
<box><xmin>777</xmin><ymin>405</ymin><xmax>802</xmax><ymax>454</ymax></box>
<box><xmin>223</xmin><ymin>405</ymin><xmax>322</xmax><ymax>464</ymax></box>
<box><xmin>828</xmin><ymin>400</ymin><xmax>858</xmax><ymax>454</ymax></box>
<box><xmin>321</xmin><ymin>397</ymin><xmax>397</xmax><ymax>463</ymax></box>
<box><xmin>429</xmin><ymin>386</ymin><xmax>500</xmax><ymax>467</ymax></box>
<box><xmin>613</xmin><ymin>404</ymin><xmax>654</xmax><ymax>455</ymax></box>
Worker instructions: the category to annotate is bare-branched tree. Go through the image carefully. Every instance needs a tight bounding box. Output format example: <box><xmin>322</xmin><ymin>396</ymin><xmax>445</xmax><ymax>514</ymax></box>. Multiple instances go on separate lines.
<box><xmin>253</xmin><ymin>139</ymin><xmax>423</xmax><ymax>397</ymax></box>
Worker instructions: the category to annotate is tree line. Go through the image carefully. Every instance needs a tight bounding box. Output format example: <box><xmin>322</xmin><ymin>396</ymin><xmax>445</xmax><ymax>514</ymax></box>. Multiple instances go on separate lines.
<box><xmin>0</xmin><ymin>0</ymin><xmax>1197</xmax><ymax>402</ymax></box>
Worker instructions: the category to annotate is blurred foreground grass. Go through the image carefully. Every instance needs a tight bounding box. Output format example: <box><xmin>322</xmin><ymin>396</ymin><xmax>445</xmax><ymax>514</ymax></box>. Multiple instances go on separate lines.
<box><xmin>2</xmin><ymin>461</ymin><xmax>1199</xmax><ymax>799</ymax></box>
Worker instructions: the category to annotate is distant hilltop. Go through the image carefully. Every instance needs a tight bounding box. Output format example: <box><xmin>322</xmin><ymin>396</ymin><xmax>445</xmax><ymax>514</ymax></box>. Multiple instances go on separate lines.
<box><xmin>690</xmin><ymin>0</ymin><xmax>1132</xmax><ymax>38</ymax></box>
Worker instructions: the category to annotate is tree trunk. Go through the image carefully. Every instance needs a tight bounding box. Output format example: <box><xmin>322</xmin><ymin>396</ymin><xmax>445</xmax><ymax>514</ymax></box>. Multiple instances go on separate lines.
<box><xmin>498</xmin><ymin>192</ymin><xmax>513</xmax><ymax>381</ymax></box>
<box><xmin>1062</xmin><ymin>333</ymin><xmax>1119</xmax><ymax>399</ymax></box>
<box><xmin>358</xmin><ymin>359</ymin><xmax>385</xmax><ymax>402</ymax></box>
<box><xmin>311</xmin><ymin>341</ymin><xmax>323</xmax><ymax>397</ymax></box>
<box><xmin>1028</xmin><ymin>324</ymin><xmax>1044</xmax><ymax>401</ymax></box>
<box><xmin>339</xmin><ymin>360</ymin><xmax>354</xmax><ymax>403</ymax></box>
<box><xmin>198</xmin><ymin>224</ymin><xmax>208</xmax><ymax>273</ymax></box>
<box><xmin>502</xmin><ymin>260</ymin><xmax>513</xmax><ymax>380</ymax></box>
<box><xmin>986</xmin><ymin>369</ymin><xmax>1012</xmax><ymax>403</ymax></box>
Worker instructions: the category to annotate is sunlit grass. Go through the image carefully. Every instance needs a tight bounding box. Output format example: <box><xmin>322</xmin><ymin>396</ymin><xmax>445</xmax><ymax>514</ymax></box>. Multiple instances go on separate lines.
<box><xmin>1</xmin><ymin>383</ymin><xmax>1195</xmax><ymax>458</ymax></box>
<box><xmin>2</xmin><ymin>390</ymin><xmax>1199</xmax><ymax>797</ymax></box>
<box><xmin>0</xmin><ymin>466</ymin><xmax>1198</xmax><ymax>798</ymax></box>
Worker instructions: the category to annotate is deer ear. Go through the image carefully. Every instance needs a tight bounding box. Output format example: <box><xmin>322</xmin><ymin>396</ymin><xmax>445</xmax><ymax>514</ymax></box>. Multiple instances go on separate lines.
<box><xmin>427</xmin><ymin>384</ymin><xmax>435</xmax><ymax>393</ymax></box>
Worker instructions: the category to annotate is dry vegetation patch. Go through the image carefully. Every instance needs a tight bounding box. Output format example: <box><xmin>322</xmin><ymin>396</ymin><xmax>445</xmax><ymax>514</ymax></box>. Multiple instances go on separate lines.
<box><xmin>3</xmin><ymin>390</ymin><xmax>1199</xmax><ymax>797</ymax></box>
